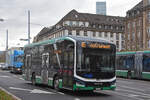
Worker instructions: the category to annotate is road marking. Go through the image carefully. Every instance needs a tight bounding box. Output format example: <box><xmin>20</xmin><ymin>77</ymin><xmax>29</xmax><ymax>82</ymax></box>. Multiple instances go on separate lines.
<box><xmin>116</xmin><ymin>88</ymin><xmax>150</xmax><ymax>97</ymax></box>
<box><xmin>10</xmin><ymin>87</ymin><xmax>31</xmax><ymax>91</ymax></box>
<box><xmin>0</xmin><ymin>76</ymin><xmax>10</xmax><ymax>78</ymax></box>
<box><xmin>75</xmin><ymin>98</ymin><xmax>80</xmax><ymax>100</ymax></box>
<box><xmin>128</xmin><ymin>94</ymin><xmax>139</xmax><ymax>97</ymax></box>
<box><xmin>57</xmin><ymin>92</ymin><xmax>65</xmax><ymax>95</ymax></box>
<box><xmin>117</xmin><ymin>85</ymin><xmax>145</xmax><ymax>92</ymax></box>
<box><xmin>103</xmin><ymin>91</ymin><xmax>144</xmax><ymax>100</ymax></box>
<box><xmin>19</xmin><ymin>78</ymin><xmax>24</xmax><ymax>80</ymax></box>
<box><xmin>9</xmin><ymin>87</ymin><xmax>55</xmax><ymax>94</ymax></box>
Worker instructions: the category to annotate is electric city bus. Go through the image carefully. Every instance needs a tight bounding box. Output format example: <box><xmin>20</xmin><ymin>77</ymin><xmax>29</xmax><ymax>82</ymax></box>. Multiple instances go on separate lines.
<box><xmin>116</xmin><ymin>51</ymin><xmax>150</xmax><ymax>80</ymax></box>
<box><xmin>23</xmin><ymin>36</ymin><xmax>116</xmax><ymax>91</ymax></box>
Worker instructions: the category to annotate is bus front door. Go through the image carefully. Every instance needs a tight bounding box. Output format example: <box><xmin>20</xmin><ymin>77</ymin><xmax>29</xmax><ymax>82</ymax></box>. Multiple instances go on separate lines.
<box><xmin>41</xmin><ymin>53</ymin><xmax>49</xmax><ymax>84</ymax></box>
<box><xmin>62</xmin><ymin>51</ymin><xmax>74</xmax><ymax>89</ymax></box>
<box><xmin>25</xmin><ymin>55</ymin><xmax>31</xmax><ymax>81</ymax></box>
<box><xmin>134</xmin><ymin>53</ymin><xmax>143</xmax><ymax>79</ymax></box>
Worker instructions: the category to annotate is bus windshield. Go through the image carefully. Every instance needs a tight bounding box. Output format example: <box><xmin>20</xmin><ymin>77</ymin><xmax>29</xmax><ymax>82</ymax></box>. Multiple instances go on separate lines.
<box><xmin>77</xmin><ymin>48</ymin><xmax>115</xmax><ymax>73</ymax></box>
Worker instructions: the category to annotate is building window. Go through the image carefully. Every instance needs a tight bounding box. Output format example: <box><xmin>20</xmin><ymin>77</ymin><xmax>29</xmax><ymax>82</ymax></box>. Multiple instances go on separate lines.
<box><xmin>105</xmin><ymin>25</ymin><xmax>107</xmax><ymax>29</ymax></box>
<box><xmin>133</xmin><ymin>22</ymin><xmax>135</xmax><ymax>28</ymax></box>
<box><xmin>76</xmin><ymin>31</ymin><xmax>80</xmax><ymax>36</ymax></box>
<box><xmin>122</xmin><ymin>41</ymin><xmax>124</xmax><ymax>49</ymax></box>
<box><xmin>85</xmin><ymin>22</ymin><xmax>89</xmax><ymax>27</ymax></box>
<box><xmin>93</xmin><ymin>25</ymin><xmax>96</xmax><ymax>28</ymax></box>
<box><xmin>148</xmin><ymin>40</ymin><xmax>150</xmax><ymax>48</ymax></box>
<box><xmin>132</xmin><ymin>32</ymin><xmax>135</xmax><ymax>40</ymax></box>
<box><xmin>69</xmin><ymin>21</ymin><xmax>73</xmax><ymax>26</ymax></box>
<box><xmin>147</xmin><ymin>27</ymin><xmax>150</xmax><ymax>37</ymax></box>
<box><xmin>138</xmin><ymin>31</ymin><xmax>141</xmax><ymax>39</ymax></box>
<box><xmin>99</xmin><ymin>32</ymin><xmax>102</xmax><ymax>37</ymax></box>
<box><xmin>116</xmin><ymin>26</ymin><xmax>119</xmax><ymax>30</ymax></box>
<box><xmin>72</xmin><ymin>21</ymin><xmax>76</xmax><ymax>26</ymax></box>
<box><xmin>99</xmin><ymin>25</ymin><xmax>102</xmax><ymax>28</ymax></box>
<box><xmin>104</xmin><ymin>33</ymin><xmax>108</xmax><ymax>37</ymax></box>
<box><xmin>116</xmin><ymin>41</ymin><xmax>119</xmax><ymax>48</ymax></box>
<box><xmin>76</xmin><ymin>21</ymin><xmax>79</xmax><ymax>26</ymax></box>
<box><xmin>116</xmin><ymin>34</ymin><xmax>119</xmax><ymax>40</ymax></box>
<box><xmin>68</xmin><ymin>30</ymin><xmax>72</xmax><ymax>35</ymax></box>
<box><xmin>110</xmin><ymin>33</ymin><xmax>113</xmax><ymax>38</ymax></box>
<box><xmin>84</xmin><ymin>31</ymin><xmax>87</xmax><ymax>36</ymax></box>
<box><xmin>93</xmin><ymin>32</ymin><xmax>96</xmax><ymax>37</ymax></box>
<box><xmin>111</xmin><ymin>26</ymin><xmax>113</xmax><ymax>29</ymax></box>
<box><xmin>128</xmin><ymin>23</ymin><xmax>130</xmax><ymax>28</ymax></box>
<box><xmin>128</xmin><ymin>34</ymin><xmax>130</xmax><ymax>40</ymax></box>
<box><xmin>148</xmin><ymin>12</ymin><xmax>150</xmax><ymax>23</ymax></box>
<box><xmin>121</xmin><ymin>35</ymin><xmax>124</xmax><ymax>40</ymax></box>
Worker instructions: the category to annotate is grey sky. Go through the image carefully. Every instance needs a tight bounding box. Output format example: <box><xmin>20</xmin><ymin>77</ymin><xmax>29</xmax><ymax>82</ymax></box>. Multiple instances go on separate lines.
<box><xmin>0</xmin><ymin>0</ymin><xmax>141</xmax><ymax>50</ymax></box>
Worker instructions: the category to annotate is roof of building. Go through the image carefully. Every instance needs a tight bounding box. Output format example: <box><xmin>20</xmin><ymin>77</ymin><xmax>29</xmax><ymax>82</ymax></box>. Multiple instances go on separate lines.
<box><xmin>127</xmin><ymin>1</ymin><xmax>143</xmax><ymax>12</ymax></box>
<box><xmin>59</xmin><ymin>9</ymin><xmax>124</xmax><ymax>25</ymax></box>
<box><xmin>34</xmin><ymin>9</ymin><xmax>125</xmax><ymax>42</ymax></box>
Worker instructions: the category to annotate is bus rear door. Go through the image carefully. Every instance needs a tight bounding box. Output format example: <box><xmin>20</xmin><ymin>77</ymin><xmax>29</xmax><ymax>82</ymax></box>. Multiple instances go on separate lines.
<box><xmin>25</xmin><ymin>55</ymin><xmax>31</xmax><ymax>81</ymax></box>
<box><xmin>134</xmin><ymin>52</ymin><xmax>143</xmax><ymax>79</ymax></box>
<box><xmin>41</xmin><ymin>53</ymin><xmax>49</xmax><ymax>84</ymax></box>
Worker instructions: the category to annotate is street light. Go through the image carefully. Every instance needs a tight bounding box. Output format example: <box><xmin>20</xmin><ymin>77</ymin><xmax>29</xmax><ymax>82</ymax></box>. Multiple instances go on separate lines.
<box><xmin>20</xmin><ymin>39</ymin><xmax>29</xmax><ymax>41</ymax></box>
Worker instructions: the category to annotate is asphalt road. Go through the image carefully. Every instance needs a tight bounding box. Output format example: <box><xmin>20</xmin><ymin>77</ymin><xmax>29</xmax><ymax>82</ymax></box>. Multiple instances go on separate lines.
<box><xmin>0</xmin><ymin>70</ymin><xmax>150</xmax><ymax>100</ymax></box>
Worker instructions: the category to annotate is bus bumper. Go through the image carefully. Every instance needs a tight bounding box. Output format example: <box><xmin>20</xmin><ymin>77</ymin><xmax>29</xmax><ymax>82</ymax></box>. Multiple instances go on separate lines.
<box><xmin>73</xmin><ymin>84</ymin><xmax>116</xmax><ymax>91</ymax></box>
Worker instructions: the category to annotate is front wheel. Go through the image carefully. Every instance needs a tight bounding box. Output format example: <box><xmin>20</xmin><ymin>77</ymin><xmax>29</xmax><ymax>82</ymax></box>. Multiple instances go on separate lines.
<box><xmin>54</xmin><ymin>77</ymin><xmax>60</xmax><ymax>91</ymax></box>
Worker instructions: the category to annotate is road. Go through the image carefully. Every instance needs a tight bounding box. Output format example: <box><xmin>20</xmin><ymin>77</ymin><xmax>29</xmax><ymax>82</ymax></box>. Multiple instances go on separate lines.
<box><xmin>0</xmin><ymin>70</ymin><xmax>150</xmax><ymax>100</ymax></box>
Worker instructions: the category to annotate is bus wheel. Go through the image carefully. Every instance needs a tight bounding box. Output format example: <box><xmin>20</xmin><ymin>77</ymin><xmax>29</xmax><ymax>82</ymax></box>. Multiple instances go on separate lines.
<box><xmin>54</xmin><ymin>77</ymin><xmax>60</xmax><ymax>91</ymax></box>
<box><xmin>31</xmin><ymin>73</ymin><xmax>36</xmax><ymax>85</ymax></box>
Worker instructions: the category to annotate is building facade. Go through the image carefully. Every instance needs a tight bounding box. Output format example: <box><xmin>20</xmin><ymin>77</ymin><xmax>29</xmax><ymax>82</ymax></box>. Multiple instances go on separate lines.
<box><xmin>96</xmin><ymin>2</ymin><xmax>107</xmax><ymax>15</ymax></box>
<box><xmin>33</xmin><ymin>10</ymin><xmax>125</xmax><ymax>51</ymax></box>
<box><xmin>125</xmin><ymin>0</ymin><xmax>150</xmax><ymax>51</ymax></box>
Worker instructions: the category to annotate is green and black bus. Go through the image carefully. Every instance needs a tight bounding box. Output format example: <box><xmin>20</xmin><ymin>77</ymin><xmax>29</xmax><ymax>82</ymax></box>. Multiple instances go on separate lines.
<box><xmin>116</xmin><ymin>51</ymin><xmax>150</xmax><ymax>80</ymax></box>
<box><xmin>23</xmin><ymin>36</ymin><xmax>116</xmax><ymax>91</ymax></box>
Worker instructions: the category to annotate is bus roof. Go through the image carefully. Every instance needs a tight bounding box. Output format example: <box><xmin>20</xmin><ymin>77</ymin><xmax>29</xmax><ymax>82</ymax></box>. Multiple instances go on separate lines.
<box><xmin>25</xmin><ymin>36</ymin><xmax>113</xmax><ymax>48</ymax></box>
<box><xmin>116</xmin><ymin>51</ymin><xmax>136</xmax><ymax>55</ymax></box>
<box><xmin>117</xmin><ymin>51</ymin><xmax>150</xmax><ymax>55</ymax></box>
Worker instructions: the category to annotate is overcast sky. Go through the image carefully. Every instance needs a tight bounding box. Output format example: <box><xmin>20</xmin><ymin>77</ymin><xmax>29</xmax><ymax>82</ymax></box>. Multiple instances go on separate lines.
<box><xmin>0</xmin><ymin>0</ymin><xmax>141</xmax><ymax>51</ymax></box>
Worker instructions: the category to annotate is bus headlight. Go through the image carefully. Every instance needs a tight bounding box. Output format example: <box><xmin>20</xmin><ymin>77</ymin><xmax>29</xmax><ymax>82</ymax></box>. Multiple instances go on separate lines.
<box><xmin>76</xmin><ymin>83</ymin><xmax>85</xmax><ymax>87</ymax></box>
<box><xmin>17</xmin><ymin>68</ymin><xmax>21</xmax><ymax>71</ymax></box>
<box><xmin>111</xmin><ymin>80</ymin><xmax>116</xmax><ymax>86</ymax></box>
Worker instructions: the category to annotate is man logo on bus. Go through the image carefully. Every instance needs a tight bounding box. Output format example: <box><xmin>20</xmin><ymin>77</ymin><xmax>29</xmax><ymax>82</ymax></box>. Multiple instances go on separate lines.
<box><xmin>81</xmin><ymin>42</ymin><xmax>86</xmax><ymax>48</ymax></box>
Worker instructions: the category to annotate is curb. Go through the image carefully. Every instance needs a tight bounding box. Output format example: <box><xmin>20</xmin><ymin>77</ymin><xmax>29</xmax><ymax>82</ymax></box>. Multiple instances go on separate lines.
<box><xmin>0</xmin><ymin>87</ymin><xmax>22</xmax><ymax>100</ymax></box>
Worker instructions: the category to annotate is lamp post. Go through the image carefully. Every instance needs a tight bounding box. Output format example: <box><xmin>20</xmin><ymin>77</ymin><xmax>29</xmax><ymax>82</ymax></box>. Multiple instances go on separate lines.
<box><xmin>28</xmin><ymin>10</ymin><xmax>30</xmax><ymax>44</ymax></box>
<box><xmin>6</xmin><ymin>30</ymin><xmax>8</xmax><ymax>51</ymax></box>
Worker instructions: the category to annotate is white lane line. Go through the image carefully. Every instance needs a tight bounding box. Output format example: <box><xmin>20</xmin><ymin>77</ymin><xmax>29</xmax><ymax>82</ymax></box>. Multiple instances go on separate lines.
<box><xmin>0</xmin><ymin>76</ymin><xmax>10</xmax><ymax>78</ymax></box>
<box><xmin>117</xmin><ymin>85</ymin><xmax>145</xmax><ymax>92</ymax></box>
<box><xmin>9</xmin><ymin>87</ymin><xmax>55</xmax><ymax>94</ymax></box>
<box><xmin>19</xmin><ymin>78</ymin><xmax>24</xmax><ymax>80</ymax></box>
<box><xmin>57</xmin><ymin>92</ymin><xmax>65</xmax><ymax>95</ymax></box>
<box><xmin>75</xmin><ymin>98</ymin><xmax>80</xmax><ymax>100</ymax></box>
<box><xmin>45</xmin><ymin>88</ymin><xmax>65</xmax><ymax>95</ymax></box>
<box><xmin>116</xmin><ymin>89</ymin><xmax>150</xmax><ymax>97</ymax></box>
<box><xmin>103</xmin><ymin>91</ymin><xmax>144</xmax><ymax>100</ymax></box>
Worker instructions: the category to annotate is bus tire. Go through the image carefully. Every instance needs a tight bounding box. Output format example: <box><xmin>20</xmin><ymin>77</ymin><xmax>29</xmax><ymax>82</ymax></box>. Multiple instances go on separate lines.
<box><xmin>31</xmin><ymin>73</ymin><xmax>36</xmax><ymax>85</ymax></box>
<box><xmin>54</xmin><ymin>77</ymin><xmax>60</xmax><ymax>91</ymax></box>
